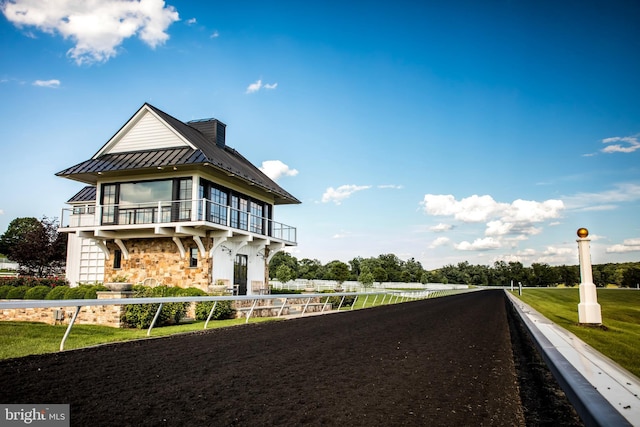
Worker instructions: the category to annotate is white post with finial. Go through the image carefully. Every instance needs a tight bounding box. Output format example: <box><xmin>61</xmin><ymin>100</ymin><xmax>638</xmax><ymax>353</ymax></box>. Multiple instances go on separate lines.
<box><xmin>576</xmin><ymin>228</ymin><xmax>602</xmax><ymax>324</ymax></box>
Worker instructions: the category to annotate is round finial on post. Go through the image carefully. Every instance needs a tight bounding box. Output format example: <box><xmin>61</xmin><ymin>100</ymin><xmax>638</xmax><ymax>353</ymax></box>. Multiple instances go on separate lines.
<box><xmin>577</xmin><ymin>227</ymin><xmax>589</xmax><ymax>238</ymax></box>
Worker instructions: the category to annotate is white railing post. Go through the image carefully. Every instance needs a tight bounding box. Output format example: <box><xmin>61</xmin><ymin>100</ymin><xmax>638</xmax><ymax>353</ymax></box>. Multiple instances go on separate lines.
<box><xmin>60</xmin><ymin>306</ymin><xmax>82</xmax><ymax>351</ymax></box>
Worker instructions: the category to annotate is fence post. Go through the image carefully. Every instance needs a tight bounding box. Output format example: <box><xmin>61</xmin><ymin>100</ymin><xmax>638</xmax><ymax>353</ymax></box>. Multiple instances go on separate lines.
<box><xmin>204</xmin><ymin>301</ymin><xmax>218</xmax><ymax>329</ymax></box>
<box><xmin>147</xmin><ymin>303</ymin><xmax>163</xmax><ymax>336</ymax></box>
<box><xmin>60</xmin><ymin>306</ymin><xmax>82</xmax><ymax>351</ymax></box>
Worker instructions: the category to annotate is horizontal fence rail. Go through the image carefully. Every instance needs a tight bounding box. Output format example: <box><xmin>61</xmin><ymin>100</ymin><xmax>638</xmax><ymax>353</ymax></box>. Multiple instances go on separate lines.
<box><xmin>0</xmin><ymin>289</ymin><xmax>475</xmax><ymax>351</ymax></box>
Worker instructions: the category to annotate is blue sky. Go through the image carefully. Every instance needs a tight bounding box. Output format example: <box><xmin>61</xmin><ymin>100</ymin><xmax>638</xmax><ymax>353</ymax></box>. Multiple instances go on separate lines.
<box><xmin>1</xmin><ymin>0</ymin><xmax>639</xmax><ymax>269</ymax></box>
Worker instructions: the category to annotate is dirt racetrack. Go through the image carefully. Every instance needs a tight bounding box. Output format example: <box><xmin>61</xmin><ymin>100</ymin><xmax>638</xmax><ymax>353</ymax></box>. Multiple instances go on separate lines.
<box><xmin>0</xmin><ymin>290</ymin><xmax>582</xmax><ymax>426</ymax></box>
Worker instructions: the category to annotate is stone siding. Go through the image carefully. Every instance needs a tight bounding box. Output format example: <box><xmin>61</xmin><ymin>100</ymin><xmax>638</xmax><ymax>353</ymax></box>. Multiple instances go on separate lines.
<box><xmin>0</xmin><ymin>291</ymin><xmax>132</xmax><ymax>328</ymax></box>
<box><xmin>104</xmin><ymin>238</ymin><xmax>212</xmax><ymax>292</ymax></box>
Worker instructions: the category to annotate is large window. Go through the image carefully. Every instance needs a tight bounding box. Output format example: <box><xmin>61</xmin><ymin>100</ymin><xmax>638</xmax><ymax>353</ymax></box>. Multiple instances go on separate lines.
<box><xmin>100</xmin><ymin>178</ymin><xmax>192</xmax><ymax>225</ymax></box>
<box><xmin>119</xmin><ymin>180</ymin><xmax>172</xmax><ymax>224</ymax></box>
<box><xmin>231</xmin><ymin>195</ymin><xmax>248</xmax><ymax>230</ymax></box>
<box><xmin>250</xmin><ymin>201</ymin><xmax>263</xmax><ymax>234</ymax></box>
<box><xmin>101</xmin><ymin>184</ymin><xmax>117</xmax><ymax>224</ymax></box>
<box><xmin>175</xmin><ymin>178</ymin><xmax>193</xmax><ymax>221</ymax></box>
<box><xmin>198</xmin><ymin>178</ymin><xmax>273</xmax><ymax>236</ymax></box>
<box><xmin>209</xmin><ymin>187</ymin><xmax>228</xmax><ymax>224</ymax></box>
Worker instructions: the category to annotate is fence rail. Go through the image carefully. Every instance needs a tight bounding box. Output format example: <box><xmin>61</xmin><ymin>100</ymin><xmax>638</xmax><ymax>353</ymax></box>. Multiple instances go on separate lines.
<box><xmin>61</xmin><ymin>198</ymin><xmax>297</xmax><ymax>244</ymax></box>
<box><xmin>0</xmin><ymin>289</ymin><xmax>475</xmax><ymax>351</ymax></box>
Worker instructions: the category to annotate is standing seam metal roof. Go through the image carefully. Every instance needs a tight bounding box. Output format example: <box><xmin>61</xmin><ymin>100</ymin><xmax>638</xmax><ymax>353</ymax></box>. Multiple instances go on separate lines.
<box><xmin>56</xmin><ymin>104</ymin><xmax>300</xmax><ymax>205</ymax></box>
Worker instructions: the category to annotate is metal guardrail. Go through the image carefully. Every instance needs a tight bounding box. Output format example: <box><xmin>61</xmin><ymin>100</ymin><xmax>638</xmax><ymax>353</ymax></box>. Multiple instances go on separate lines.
<box><xmin>61</xmin><ymin>198</ymin><xmax>297</xmax><ymax>244</ymax></box>
<box><xmin>505</xmin><ymin>291</ymin><xmax>632</xmax><ymax>427</ymax></box>
<box><xmin>0</xmin><ymin>290</ymin><xmax>468</xmax><ymax>352</ymax></box>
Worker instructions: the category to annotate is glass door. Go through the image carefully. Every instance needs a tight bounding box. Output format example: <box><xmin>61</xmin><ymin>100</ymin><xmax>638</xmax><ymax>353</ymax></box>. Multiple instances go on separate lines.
<box><xmin>234</xmin><ymin>254</ymin><xmax>248</xmax><ymax>295</ymax></box>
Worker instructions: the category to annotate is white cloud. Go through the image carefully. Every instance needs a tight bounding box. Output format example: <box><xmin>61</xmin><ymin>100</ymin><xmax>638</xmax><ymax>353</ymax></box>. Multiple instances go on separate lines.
<box><xmin>186</xmin><ymin>17</ymin><xmax>196</xmax><ymax>25</ymax></box>
<box><xmin>564</xmin><ymin>183</ymin><xmax>640</xmax><ymax>210</ymax></box>
<box><xmin>421</xmin><ymin>194</ymin><xmax>563</xmax><ymax>237</ymax></box>
<box><xmin>210</xmin><ymin>30</ymin><xmax>219</xmax><ymax>38</ymax></box>
<box><xmin>420</xmin><ymin>194</ymin><xmax>565</xmax><ymax>252</ymax></box>
<box><xmin>246</xmin><ymin>79</ymin><xmax>278</xmax><ymax>94</ymax></box>
<box><xmin>429</xmin><ymin>223</ymin><xmax>453</xmax><ymax>232</ymax></box>
<box><xmin>421</xmin><ymin>194</ymin><xmax>506</xmax><ymax>222</ymax></box>
<box><xmin>429</xmin><ymin>236</ymin><xmax>450</xmax><ymax>248</ymax></box>
<box><xmin>2</xmin><ymin>0</ymin><xmax>179</xmax><ymax>65</ymax></box>
<box><xmin>601</xmin><ymin>135</ymin><xmax>640</xmax><ymax>153</ymax></box>
<box><xmin>259</xmin><ymin>160</ymin><xmax>298</xmax><ymax>181</ymax></box>
<box><xmin>606</xmin><ymin>238</ymin><xmax>640</xmax><ymax>253</ymax></box>
<box><xmin>0</xmin><ymin>208</ymin><xmax>4</xmax><ymax>215</ymax></box>
<box><xmin>454</xmin><ymin>237</ymin><xmax>501</xmax><ymax>251</ymax></box>
<box><xmin>332</xmin><ymin>231</ymin><xmax>351</xmax><ymax>239</ymax></box>
<box><xmin>502</xmin><ymin>199</ymin><xmax>564</xmax><ymax>223</ymax></box>
<box><xmin>322</xmin><ymin>185</ymin><xmax>371</xmax><ymax>205</ymax></box>
<box><xmin>246</xmin><ymin>79</ymin><xmax>262</xmax><ymax>94</ymax></box>
<box><xmin>378</xmin><ymin>184</ymin><xmax>403</xmax><ymax>190</ymax></box>
<box><xmin>32</xmin><ymin>79</ymin><xmax>60</xmax><ymax>88</ymax></box>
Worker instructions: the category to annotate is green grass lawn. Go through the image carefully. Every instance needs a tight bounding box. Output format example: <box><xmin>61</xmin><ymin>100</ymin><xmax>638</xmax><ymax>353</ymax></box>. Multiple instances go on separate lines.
<box><xmin>0</xmin><ymin>318</ymin><xmax>276</xmax><ymax>360</ymax></box>
<box><xmin>512</xmin><ymin>288</ymin><xmax>640</xmax><ymax>378</ymax></box>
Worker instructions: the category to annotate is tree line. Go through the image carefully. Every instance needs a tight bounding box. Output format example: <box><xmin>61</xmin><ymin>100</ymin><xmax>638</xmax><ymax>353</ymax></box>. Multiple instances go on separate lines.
<box><xmin>2</xmin><ymin>215</ymin><xmax>639</xmax><ymax>288</ymax></box>
<box><xmin>269</xmin><ymin>252</ymin><xmax>640</xmax><ymax>288</ymax></box>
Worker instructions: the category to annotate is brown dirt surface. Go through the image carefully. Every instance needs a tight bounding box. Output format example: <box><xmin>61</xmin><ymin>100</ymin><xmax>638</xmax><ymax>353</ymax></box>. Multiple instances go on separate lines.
<box><xmin>0</xmin><ymin>290</ymin><xmax>582</xmax><ymax>426</ymax></box>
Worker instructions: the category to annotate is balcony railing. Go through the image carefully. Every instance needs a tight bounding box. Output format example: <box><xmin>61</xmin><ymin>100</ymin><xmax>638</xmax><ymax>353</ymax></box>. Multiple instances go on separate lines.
<box><xmin>61</xmin><ymin>199</ymin><xmax>297</xmax><ymax>244</ymax></box>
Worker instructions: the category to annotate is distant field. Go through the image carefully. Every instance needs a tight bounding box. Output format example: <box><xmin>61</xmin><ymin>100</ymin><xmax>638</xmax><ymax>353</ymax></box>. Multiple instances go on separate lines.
<box><xmin>512</xmin><ymin>288</ymin><xmax>640</xmax><ymax>378</ymax></box>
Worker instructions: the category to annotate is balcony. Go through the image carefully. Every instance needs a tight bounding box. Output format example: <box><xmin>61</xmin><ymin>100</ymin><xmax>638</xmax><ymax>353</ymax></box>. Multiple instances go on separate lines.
<box><xmin>61</xmin><ymin>199</ymin><xmax>297</xmax><ymax>245</ymax></box>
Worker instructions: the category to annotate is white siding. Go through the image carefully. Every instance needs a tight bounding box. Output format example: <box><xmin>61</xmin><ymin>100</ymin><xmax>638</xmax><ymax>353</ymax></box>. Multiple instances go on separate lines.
<box><xmin>106</xmin><ymin>110</ymin><xmax>190</xmax><ymax>154</ymax></box>
<box><xmin>66</xmin><ymin>234</ymin><xmax>105</xmax><ymax>286</ymax></box>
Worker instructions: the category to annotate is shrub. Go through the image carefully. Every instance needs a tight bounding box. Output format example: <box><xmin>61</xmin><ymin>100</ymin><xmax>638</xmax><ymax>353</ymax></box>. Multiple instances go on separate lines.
<box><xmin>195</xmin><ymin>300</ymin><xmax>234</xmax><ymax>321</ymax></box>
<box><xmin>178</xmin><ymin>287</ymin><xmax>207</xmax><ymax>297</ymax></box>
<box><xmin>64</xmin><ymin>287</ymin><xmax>88</xmax><ymax>299</ymax></box>
<box><xmin>78</xmin><ymin>284</ymin><xmax>109</xmax><ymax>299</ymax></box>
<box><xmin>24</xmin><ymin>285</ymin><xmax>52</xmax><ymax>300</ymax></box>
<box><xmin>45</xmin><ymin>285</ymin><xmax>70</xmax><ymax>300</ymax></box>
<box><xmin>0</xmin><ymin>276</ymin><xmax>68</xmax><ymax>288</ymax></box>
<box><xmin>6</xmin><ymin>286</ymin><xmax>29</xmax><ymax>299</ymax></box>
<box><xmin>0</xmin><ymin>285</ymin><xmax>13</xmax><ymax>299</ymax></box>
<box><xmin>121</xmin><ymin>286</ymin><xmax>191</xmax><ymax>328</ymax></box>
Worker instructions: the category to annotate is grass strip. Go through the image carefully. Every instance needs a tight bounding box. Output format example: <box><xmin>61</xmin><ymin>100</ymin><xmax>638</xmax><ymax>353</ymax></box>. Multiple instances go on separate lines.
<box><xmin>512</xmin><ymin>288</ymin><xmax>640</xmax><ymax>378</ymax></box>
<box><xmin>0</xmin><ymin>318</ymin><xmax>276</xmax><ymax>360</ymax></box>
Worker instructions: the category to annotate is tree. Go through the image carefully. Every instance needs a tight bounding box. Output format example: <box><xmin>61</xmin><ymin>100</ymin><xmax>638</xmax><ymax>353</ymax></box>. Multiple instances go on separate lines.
<box><xmin>358</xmin><ymin>270</ymin><xmax>375</xmax><ymax>288</ymax></box>
<box><xmin>0</xmin><ymin>216</ymin><xmax>66</xmax><ymax>277</ymax></box>
<box><xmin>268</xmin><ymin>251</ymin><xmax>298</xmax><ymax>279</ymax></box>
<box><xmin>372</xmin><ymin>266</ymin><xmax>388</xmax><ymax>283</ymax></box>
<box><xmin>377</xmin><ymin>254</ymin><xmax>403</xmax><ymax>282</ymax></box>
<box><xmin>403</xmin><ymin>258</ymin><xmax>425</xmax><ymax>283</ymax></box>
<box><xmin>298</xmin><ymin>258</ymin><xmax>324</xmax><ymax>280</ymax></box>
<box><xmin>622</xmin><ymin>267</ymin><xmax>640</xmax><ymax>288</ymax></box>
<box><xmin>531</xmin><ymin>263</ymin><xmax>558</xmax><ymax>287</ymax></box>
<box><xmin>557</xmin><ymin>265</ymin><xmax>579</xmax><ymax>287</ymax></box>
<box><xmin>326</xmin><ymin>260</ymin><xmax>350</xmax><ymax>284</ymax></box>
<box><xmin>275</xmin><ymin>264</ymin><xmax>294</xmax><ymax>284</ymax></box>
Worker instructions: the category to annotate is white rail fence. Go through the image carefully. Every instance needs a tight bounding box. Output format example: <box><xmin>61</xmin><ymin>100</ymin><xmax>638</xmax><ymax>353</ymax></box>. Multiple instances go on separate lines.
<box><xmin>0</xmin><ymin>289</ymin><xmax>476</xmax><ymax>351</ymax></box>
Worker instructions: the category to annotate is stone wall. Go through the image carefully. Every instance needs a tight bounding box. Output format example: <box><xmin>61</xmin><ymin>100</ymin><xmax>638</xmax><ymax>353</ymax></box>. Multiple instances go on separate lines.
<box><xmin>0</xmin><ymin>291</ymin><xmax>132</xmax><ymax>328</ymax></box>
<box><xmin>103</xmin><ymin>238</ymin><xmax>212</xmax><ymax>292</ymax></box>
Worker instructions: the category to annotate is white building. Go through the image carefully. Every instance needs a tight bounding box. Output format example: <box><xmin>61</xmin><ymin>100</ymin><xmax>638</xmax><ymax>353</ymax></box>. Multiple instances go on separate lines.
<box><xmin>57</xmin><ymin>103</ymin><xmax>300</xmax><ymax>294</ymax></box>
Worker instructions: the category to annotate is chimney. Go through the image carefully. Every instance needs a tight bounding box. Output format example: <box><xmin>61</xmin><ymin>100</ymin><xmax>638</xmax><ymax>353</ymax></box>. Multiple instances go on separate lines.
<box><xmin>188</xmin><ymin>118</ymin><xmax>227</xmax><ymax>148</ymax></box>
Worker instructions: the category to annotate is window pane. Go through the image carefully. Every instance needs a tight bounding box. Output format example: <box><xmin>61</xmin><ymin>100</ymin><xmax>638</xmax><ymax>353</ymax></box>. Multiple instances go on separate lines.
<box><xmin>101</xmin><ymin>184</ymin><xmax>117</xmax><ymax>224</ymax></box>
<box><xmin>119</xmin><ymin>181</ymin><xmax>172</xmax><ymax>206</ymax></box>
<box><xmin>250</xmin><ymin>201</ymin><xmax>263</xmax><ymax>234</ymax></box>
<box><xmin>209</xmin><ymin>187</ymin><xmax>227</xmax><ymax>224</ymax></box>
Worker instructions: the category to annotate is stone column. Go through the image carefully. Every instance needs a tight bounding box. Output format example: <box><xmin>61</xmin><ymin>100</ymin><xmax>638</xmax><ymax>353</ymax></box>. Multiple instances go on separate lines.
<box><xmin>576</xmin><ymin>228</ymin><xmax>602</xmax><ymax>324</ymax></box>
